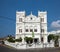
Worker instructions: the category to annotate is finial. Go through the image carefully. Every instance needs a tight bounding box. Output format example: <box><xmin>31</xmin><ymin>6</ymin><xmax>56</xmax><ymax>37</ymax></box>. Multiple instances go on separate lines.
<box><xmin>31</xmin><ymin>11</ymin><xmax>33</xmax><ymax>15</ymax></box>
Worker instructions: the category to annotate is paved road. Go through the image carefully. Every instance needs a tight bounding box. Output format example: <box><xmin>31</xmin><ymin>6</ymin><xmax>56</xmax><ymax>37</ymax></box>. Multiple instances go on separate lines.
<box><xmin>0</xmin><ymin>45</ymin><xmax>60</xmax><ymax>52</ymax></box>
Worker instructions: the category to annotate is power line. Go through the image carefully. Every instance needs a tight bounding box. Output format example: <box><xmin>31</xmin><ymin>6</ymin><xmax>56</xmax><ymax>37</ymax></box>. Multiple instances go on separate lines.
<box><xmin>0</xmin><ymin>16</ymin><xmax>15</xmax><ymax>22</ymax></box>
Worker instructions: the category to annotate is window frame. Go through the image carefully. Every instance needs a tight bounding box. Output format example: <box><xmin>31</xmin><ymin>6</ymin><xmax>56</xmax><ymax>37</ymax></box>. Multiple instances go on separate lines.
<box><xmin>41</xmin><ymin>18</ymin><xmax>44</xmax><ymax>22</ymax></box>
<box><xmin>41</xmin><ymin>29</ymin><xmax>44</xmax><ymax>33</ymax></box>
<box><xmin>34</xmin><ymin>29</ymin><xmax>37</xmax><ymax>32</ymax></box>
<box><xmin>30</xmin><ymin>29</ymin><xmax>33</xmax><ymax>32</ymax></box>
<box><xmin>19</xmin><ymin>18</ymin><xmax>22</xmax><ymax>22</ymax></box>
<box><xmin>25</xmin><ymin>29</ymin><xmax>28</xmax><ymax>32</ymax></box>
<box><xmin>19</xmin><ymin>29</ymin><xmax>22</xmax><ymax>33</ymax></box>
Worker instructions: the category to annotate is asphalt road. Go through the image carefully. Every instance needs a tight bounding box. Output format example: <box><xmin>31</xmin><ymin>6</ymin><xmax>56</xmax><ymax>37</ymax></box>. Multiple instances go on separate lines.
<box><xmin>0</xmin><ymin>45</ymin><xmax>60</xmax><ymax>52</ymax></box>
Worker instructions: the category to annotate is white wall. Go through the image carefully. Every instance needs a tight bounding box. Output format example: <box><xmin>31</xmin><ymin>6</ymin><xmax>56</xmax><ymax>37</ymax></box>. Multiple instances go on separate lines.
<box><xmin>16</xmin><ymin>11</ymin><xmax>47</xmax><ymax>43</ymax></box>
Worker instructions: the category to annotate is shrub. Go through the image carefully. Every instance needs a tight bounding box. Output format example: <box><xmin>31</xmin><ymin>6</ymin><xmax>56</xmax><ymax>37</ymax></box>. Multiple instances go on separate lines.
<box><xmin>15</xmin><ymin>37</ymin><xmax>22</xmax><ymax>42</ymax></box>
<box><xmin>24</xmin><ymin>37</ymin><xmax>28</xmax><ymax>41</ymax></box>
<box><xmin>7</xmin><ymin>37</ymin><xmax>15</xmax><ymax>43</ymax></box>
<box><xmin>2</xmin><ymin>41</ymin><xmax>4</xmax><ymax>44</ymax></box>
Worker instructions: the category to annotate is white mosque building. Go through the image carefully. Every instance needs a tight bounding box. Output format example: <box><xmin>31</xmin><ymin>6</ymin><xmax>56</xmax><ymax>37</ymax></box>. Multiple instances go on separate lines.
<box><xmin>5</xmin><ymin>11</ymin><xmax>56</xmax><ymax>49</ymax></box>
<box><xmin>16</xmin><ymin>11</ymin><xmax>48</xmax><ymax>44</ymax></box>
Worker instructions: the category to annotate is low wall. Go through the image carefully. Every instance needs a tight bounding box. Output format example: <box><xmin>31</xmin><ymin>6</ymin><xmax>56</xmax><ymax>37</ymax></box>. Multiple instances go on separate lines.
<box><xmin>4</xmin><ymin>41</ymin><xmax>54</xmax><ymax>49</ymax></box>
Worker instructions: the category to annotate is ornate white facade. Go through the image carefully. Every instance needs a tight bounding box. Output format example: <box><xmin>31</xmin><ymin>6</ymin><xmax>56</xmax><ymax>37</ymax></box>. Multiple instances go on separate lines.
<box><xmin>16</xmin><ymin>11</ymin><xmax>47</xmax><ymax>43</ymax></box>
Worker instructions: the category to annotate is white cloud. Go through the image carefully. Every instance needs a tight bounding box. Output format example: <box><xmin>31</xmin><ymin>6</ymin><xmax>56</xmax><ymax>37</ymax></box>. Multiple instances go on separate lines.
<box><xmin>51</xmin><ymin>20</ymin><xmax>60</xmax><ymax>28</ymax></box>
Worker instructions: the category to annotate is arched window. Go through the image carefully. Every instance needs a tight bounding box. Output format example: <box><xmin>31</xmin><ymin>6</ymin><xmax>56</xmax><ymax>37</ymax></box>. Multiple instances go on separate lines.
<box><xmin>19</xmin><ymin>29</ymin><xmax>22</xmax><ymax>33</ymax></box>
<box><xmin>25</xmin><ymin>29</ymin><xmax>28</xmax><ymax>32</ymax></box>
<box><xmin>41</xmin><ymin>18</ymin><xmax>44</xmax><ymax>22</ymax></box>
<box><xmin>19</xmin><ymin>18</ymin><xmax>22</xmax><ymax>22</ymax></box>
<box><xmin>41</xmin><ymin>29</ymin><xmax>44</xmax><ymax>33</ymax></box>
<box><xmin>34</xmin><ymin>29</ymin><xmax>37</xmax><ymax>32</ymax></box>
<box><xmin>30</xmin><ymin>29</ymin><xmax>33</xmax><ymax>32</ymax></box>
<box><xmin>41</xmin><ymin>37</ymin><xmax>43</xmax><ymax>42</ymax></box>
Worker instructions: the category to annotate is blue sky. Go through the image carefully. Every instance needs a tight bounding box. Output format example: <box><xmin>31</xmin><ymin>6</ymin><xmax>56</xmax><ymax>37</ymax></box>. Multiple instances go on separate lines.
<box><xmin>0</xmin><ymin>0</ymin><xmax>60</xmax><ymax>37</ymax></box>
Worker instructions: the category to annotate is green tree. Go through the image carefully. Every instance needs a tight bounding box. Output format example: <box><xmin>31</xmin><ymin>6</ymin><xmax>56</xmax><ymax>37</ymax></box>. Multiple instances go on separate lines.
<box><xmin>24</xmin><ymin>37</ymin><xmax>33</xmax><ymax>44</ymax></box>
<box><xmin>7</xmin><ymin>35</ymin><xmax>12</xmax><ymax>38</ymax></box>
<box><xmin>48</xmin><ymin>34</ymin><xmax>55</xmax><ymax>42</ymax></box>
<box><xmin>24</xmin><ymin>37</ymin><xmax>28</xmax><ymax>41</ymax></box>
<box><xmin>54</xmin><ymin>35</ymin><xmax>60</xmax><ymax>47</ymax></box>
